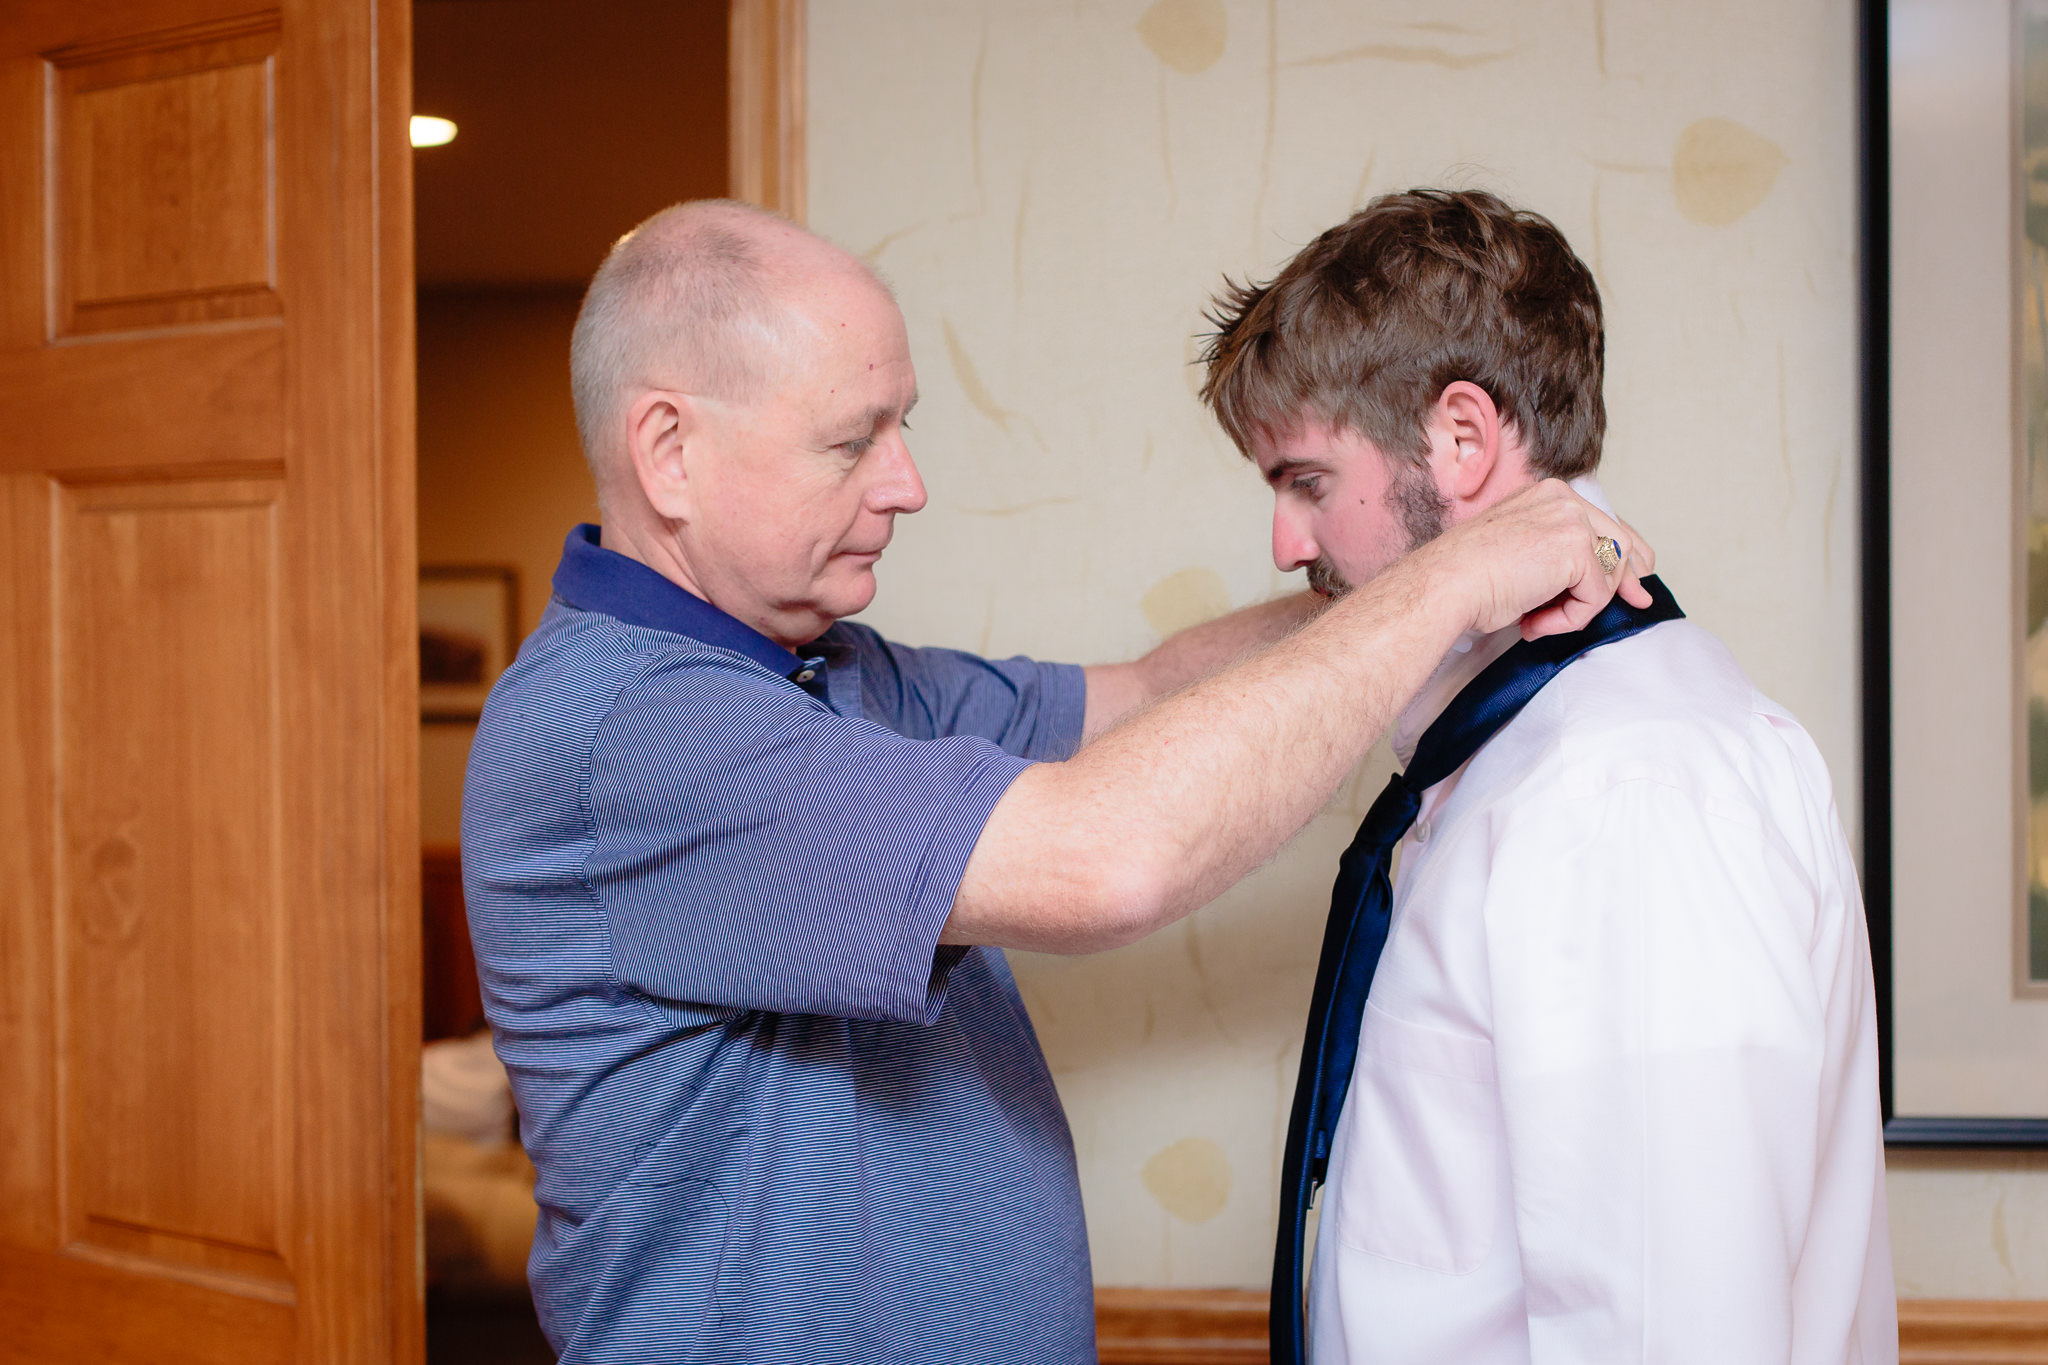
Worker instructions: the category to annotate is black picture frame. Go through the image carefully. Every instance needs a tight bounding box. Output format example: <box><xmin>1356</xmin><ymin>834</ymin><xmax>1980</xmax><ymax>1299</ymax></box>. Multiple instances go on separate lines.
<box><xmin>1864</xmin><ymin>0</ymin><xmax>2048</xmax><ymax>1148</ymax></box>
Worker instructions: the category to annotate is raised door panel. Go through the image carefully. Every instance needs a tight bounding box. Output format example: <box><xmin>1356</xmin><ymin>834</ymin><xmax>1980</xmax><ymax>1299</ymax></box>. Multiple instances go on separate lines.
<box><xmin>51</xmin><ymin>14</ymin><xmax>282</xmax><ymax>335</ymax></box>
<box><xmin>57</xmin><ymin>478</ymin><xmax>292</xmax><ymax>1293</ymax></box>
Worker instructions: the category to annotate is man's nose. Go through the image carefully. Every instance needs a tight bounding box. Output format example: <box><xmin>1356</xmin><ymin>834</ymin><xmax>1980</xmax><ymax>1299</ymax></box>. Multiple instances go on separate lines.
<box><xmin>870</xmin><ymin>433</ymin><xmax>928</xmax><ymax>515</ymax></box>
<box><xmin>1272</xmin><ymin>504</ymin><xmax>1317</xmax><ymax>573</ymax></box>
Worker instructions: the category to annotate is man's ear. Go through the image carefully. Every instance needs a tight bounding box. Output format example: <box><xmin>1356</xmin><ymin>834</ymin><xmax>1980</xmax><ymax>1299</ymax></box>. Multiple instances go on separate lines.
<box><xmin>624</xmin><ymin>389</ymin><xmax>701</xmax><ymax>523</ymax></box>
<box><xmin>1433</xmin><ymin>381</ymin><xmax>1505</xmax><ymax>504</ymax></box>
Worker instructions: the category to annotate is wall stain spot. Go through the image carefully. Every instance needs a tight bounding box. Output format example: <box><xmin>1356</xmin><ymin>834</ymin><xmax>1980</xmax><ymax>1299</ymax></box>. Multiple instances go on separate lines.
<box><xmin>1138</xmin><ymin>0</ymin><xmax>1227</xmax><ymax>75</ymax></box>
<box><xmin>1672</xmin><ymin>117</ymin><xmax>1786</xmax><ymax>227</ymax></box>
<box><xmin>1142</xmin><ymin>567</ymin><xmax>1232</xmax><ymax>637</ymax></box>
<box><xmin>1348</xmin><ymin>148</ymin><xmax>1379</xmax><ymax>211</ymax></box>
<box><xmin>860</xmin><ymin>221</ymin><xmax>925</xmax><ymax>262</ymax></box>
<box><xmin>1142</xmin><ymin>1136</ymin><xmax>1231</xmax><ymax>1224</ymax></box>
<box><xmin>1287</xmin><ymin>42</ymin><xmax>1520</xmax><ymax>71</ymax></box>
<box><xmin>942</xmin><ymin>317</ymin><xmax>1021</xmax><ymax>434</ymax></box>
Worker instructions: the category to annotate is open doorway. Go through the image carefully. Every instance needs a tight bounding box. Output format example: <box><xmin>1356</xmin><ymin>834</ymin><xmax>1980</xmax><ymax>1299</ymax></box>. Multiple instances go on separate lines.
<box><xmin>408</xmin><ymin>1</ymin><xmax>792</xmax><ymax>1356</ymax></box>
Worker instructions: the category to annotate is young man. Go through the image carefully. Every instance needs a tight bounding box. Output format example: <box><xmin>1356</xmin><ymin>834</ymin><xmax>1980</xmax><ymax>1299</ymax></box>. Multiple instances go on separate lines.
<box><xmin>1202</xmin><ymin>190</ymin><xmax>1894</xmax><ymax>1365</ymax></box>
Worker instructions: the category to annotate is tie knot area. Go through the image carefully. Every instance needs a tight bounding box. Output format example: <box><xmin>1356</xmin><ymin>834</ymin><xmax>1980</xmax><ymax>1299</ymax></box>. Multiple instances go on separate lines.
<box><xmin>1358</xmin><ymin>775</ymin><xmax>1422</xmax><ymax>848</ymax></box>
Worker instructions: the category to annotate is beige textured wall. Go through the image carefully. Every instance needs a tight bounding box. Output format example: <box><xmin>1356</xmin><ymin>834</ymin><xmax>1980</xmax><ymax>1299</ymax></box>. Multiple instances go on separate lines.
<box><xmin>416</xmin><ymin>288</ymin><xmax>596</xmax><ymax>846</ymax></box>
<box><xmin>807</xmin><ymin>0</ymin><xmax>2048</xmax><ymax>1294</ymax></box>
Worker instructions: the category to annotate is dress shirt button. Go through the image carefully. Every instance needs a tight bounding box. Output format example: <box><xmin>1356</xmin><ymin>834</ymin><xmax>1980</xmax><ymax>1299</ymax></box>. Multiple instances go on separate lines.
<box><xmin>793</xmin><ymin>668</ymin><xmax>817</xmax><ymax>684</ymax></box>
<box><xmin>1411</xmin><ymin>819</ymin><xmax>1430</xmax><ymax>845</ymax></box>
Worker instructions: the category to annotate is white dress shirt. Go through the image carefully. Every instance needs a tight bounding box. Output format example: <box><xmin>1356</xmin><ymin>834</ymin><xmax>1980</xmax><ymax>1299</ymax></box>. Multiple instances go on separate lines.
<box><xmin>1309</xmin><ymin>483</ymin><xmax>1896</xmax><ymax>1364</ymax></box>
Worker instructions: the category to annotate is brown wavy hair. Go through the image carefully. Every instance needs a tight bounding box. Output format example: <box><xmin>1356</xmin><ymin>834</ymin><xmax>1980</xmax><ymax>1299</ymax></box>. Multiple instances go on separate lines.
<box><xmin>1199</xmin><ymin>188</ymin><xmax>1605</xmax><ymax>479</ymax></box>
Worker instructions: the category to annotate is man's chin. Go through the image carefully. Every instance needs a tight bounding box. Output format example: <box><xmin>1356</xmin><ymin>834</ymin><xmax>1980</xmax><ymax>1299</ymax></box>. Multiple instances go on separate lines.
<box><xmin>822</xmin><ymin>567</ymin><xmax>879</xmax><ymax>619</ymax></box>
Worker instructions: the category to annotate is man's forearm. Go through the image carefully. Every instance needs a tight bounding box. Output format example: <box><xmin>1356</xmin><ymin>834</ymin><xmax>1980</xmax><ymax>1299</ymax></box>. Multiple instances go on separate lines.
<box><xmin>950</xmin><ymin>546</ymin><xmax>1462</xmax><ymax>953</ymax></box>
<box><xmin>943</xmin><ymin>479</ymin><xmax>1645</xmax><ymax>954</ymax></box>
<box><xmin>1080</xmin><ymin>593</ymin><xmax>1324</xmax><ymax>741</ymax></box>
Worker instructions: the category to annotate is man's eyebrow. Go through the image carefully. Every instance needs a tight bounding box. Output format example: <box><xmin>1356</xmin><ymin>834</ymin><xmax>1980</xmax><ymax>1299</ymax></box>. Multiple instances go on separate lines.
<box><xmin>848</xmin><ymin>393</ymin><xmax>918</xmax><ymax>432</ymax></box>
<box><xmin>826</xmin><ymin>394</ymin><xmax>920</xmax><ymax>445</ymax></box>
<box><xmin>1262</xmin><ymin>458</ymin><xmax>1313</xmax><ymax>488</ymax></box>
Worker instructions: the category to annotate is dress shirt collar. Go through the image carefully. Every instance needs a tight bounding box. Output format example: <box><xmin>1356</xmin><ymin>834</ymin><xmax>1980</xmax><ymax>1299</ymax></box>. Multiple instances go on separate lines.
<box><xmin>1391</xmin><ymin>476</ymin><xmax>1614</xmax><ymax>768</ymax></box>
<box><xmin>550</xmin><ymin>524</ymin><xmax>814</xmax><ymax>680</ymax></box>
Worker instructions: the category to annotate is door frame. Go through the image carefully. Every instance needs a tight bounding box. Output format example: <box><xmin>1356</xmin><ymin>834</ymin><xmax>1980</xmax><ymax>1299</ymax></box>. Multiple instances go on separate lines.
<box><xmin>729</xmin><ymin>0</ymin><xmax>805</xmax><ymax>220</ymax></box>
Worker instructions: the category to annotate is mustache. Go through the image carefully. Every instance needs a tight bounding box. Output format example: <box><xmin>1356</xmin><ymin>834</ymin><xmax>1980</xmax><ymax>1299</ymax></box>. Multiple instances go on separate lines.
<box><xmin>1306</xmin><ymin>557</ymin><xmax>1351</xmax><ymax>598</ymax></box>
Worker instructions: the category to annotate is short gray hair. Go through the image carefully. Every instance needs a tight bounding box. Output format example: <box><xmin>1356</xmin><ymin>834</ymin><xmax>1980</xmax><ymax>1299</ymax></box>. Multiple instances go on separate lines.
<box><xmin>568</xmin><ymin>200</ymin><xmax>790</xmax><ymax>480</ymax></box>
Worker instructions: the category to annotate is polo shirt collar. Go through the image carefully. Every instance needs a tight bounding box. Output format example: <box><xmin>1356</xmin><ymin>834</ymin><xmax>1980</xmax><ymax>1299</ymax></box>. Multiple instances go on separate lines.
<box><xmin>552</xmin><ymin>525</ymin><xmax>811</xmax><ymax>679</ymax></box>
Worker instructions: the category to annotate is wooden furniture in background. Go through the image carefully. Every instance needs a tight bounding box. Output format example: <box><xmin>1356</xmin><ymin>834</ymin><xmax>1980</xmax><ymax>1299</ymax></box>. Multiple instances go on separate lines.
<box><xmin>0</xmin><ymin>1</ymin><xmax>420</xmax><ymax>1362</ymax></box>
<box><xmin>422</xmin><ymin>846</ymin><xmax>485</xmax><ymax>1042</ymax></box>
<box><xmin>729</xmin><ymin>0</ymin><xmax>804</xmax><ymax>221</ymax></box>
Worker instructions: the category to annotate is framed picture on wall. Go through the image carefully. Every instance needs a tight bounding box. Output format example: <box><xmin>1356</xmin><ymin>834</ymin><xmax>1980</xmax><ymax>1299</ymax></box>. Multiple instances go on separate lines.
<box><xmin>419</xmin><ymin>565</ymin><xmax>519</xmax><ymax>723</ymax></box>
<box><xmin>1874</xmin><ymin>0</ymin><xmax>2048</xmax><ymax>1142</ymax></box>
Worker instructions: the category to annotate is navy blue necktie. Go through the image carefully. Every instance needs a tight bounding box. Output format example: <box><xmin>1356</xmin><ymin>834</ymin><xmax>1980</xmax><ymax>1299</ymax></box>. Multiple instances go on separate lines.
<box><xmin>1270</xmin><ymin>575</ymin><xmax>1684</xmax><ymax>1364</ymax></box>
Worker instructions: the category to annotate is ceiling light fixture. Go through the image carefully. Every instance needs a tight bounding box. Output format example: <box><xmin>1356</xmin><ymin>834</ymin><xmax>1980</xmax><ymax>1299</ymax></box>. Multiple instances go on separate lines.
<box><xmin>410</xmin><ymin>116</ymin><xmax>457</xmax><ymax>148</ymax></box>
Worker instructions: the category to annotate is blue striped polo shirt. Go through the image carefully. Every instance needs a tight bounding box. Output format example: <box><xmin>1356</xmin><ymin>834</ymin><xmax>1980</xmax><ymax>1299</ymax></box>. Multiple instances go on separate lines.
<box><xmin>461</xmin><ymin>526</ymin><xmax>1096</xmax><ymax>1365</ymax></box>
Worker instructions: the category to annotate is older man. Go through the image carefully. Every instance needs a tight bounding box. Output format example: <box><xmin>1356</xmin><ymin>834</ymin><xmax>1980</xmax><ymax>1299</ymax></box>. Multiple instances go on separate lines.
<box><xmin>462</xmin><ymin>199</ymin><xmax>1646</xmax><ymax>1365</ymax></box>
<box><xmin>1201</xmin><ymin>189</ymin><xmax>1893</xmax><ymax>1364</ymax></box>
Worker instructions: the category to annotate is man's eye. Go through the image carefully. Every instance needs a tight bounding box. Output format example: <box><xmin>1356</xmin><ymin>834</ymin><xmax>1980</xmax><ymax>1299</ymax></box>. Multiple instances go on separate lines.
<box><xmin>1291</xmin><ymin>475</ymin><xmax>1322</xmax><ymax>496</ymax></box>
<box><xmin>842</xmin><ymin>436</ymin><xmax>875</xmax><ymax>457</ymax></box>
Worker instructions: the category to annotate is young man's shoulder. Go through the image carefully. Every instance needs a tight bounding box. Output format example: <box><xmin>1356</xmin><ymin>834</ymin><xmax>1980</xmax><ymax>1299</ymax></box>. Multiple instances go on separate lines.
<box><xmin>1466</xmin><ymin>618</ymin><xmax>1839</xmax><ymax>825</ymax></box>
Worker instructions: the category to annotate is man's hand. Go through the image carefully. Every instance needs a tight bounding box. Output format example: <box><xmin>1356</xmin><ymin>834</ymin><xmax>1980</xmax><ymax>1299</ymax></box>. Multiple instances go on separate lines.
<box><xmin>948</xmin><ymin>479</ymin><xmax>1659</xmax><ymax>955</ymax></box>
<box><xmin>1410</xmin><ymin>478</ymin><xmax>1656</xmax><ymax>642</ymax></box>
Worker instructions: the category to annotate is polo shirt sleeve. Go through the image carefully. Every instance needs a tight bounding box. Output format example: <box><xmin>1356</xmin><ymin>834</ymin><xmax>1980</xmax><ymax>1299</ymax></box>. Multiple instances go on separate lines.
<box><xmin>584</xmin><ymin>648</ymin><xmax>1029</xmax><ymax>1024</ymax></box>
<box><xmin>826</xmin><ymin>621</ymin><xmax>1085</xmax><ymax>760</ymax></box>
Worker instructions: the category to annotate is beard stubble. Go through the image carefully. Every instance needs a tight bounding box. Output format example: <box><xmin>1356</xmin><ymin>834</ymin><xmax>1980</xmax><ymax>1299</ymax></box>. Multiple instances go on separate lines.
<box><xmin>1307</xmin><ymin>461</ymin><xmax>1452</xmax><ymax>599</ymax></box>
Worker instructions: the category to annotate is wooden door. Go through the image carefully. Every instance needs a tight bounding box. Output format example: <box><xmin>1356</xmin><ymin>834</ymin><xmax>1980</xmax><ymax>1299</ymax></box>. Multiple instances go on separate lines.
<box><xmin>0</xmin><ymin>0</ymin><xmax>419</xmax><ymax>1361</ymax></box>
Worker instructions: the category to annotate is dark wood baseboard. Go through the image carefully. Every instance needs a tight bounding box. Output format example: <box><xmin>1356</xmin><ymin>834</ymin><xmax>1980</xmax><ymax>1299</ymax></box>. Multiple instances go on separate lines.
<box><xmin>1092</xmin><ymin>1289</ymin><xmax>2048</xmax><ymax>1365</ymax></box>
<box><xmin>1900</xmin><ymin>1300</ymin><xmax>2048</xmax><ymax>1365</ymax></box>
<box><xmin>1095</xmin><ymin>1288</ymin><xmax>1266</xmax><ymax>1364</ymax></box>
